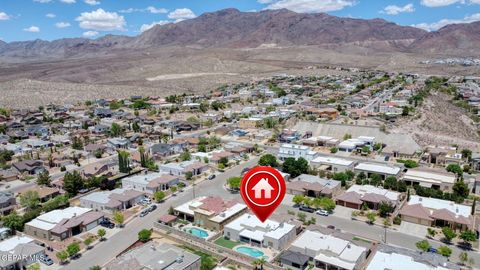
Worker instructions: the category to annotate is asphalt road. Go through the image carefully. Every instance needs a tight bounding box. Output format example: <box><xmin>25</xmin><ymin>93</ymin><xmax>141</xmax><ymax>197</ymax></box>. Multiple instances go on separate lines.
<box><xmin>62</xmin><ymin>157</ymin><xmax>259</xmax><ymax>270</ymax></box>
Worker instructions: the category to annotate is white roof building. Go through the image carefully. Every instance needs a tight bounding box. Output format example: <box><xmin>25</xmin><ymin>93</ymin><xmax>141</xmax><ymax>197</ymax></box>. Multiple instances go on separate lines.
<box><xmin>290</xmin><ymin>230</ymin><xmax>367</xmax><ymax>270</ymax></box>
<box><xmin>26</xmin><ymin>206</ymin><xmax>91</xmax><ymax>231</ymax></box>
<box><xmin>366</xmin><ymin>245</ymin><xmax>458</xmax><ymax>270</ymax></box>
<box><xmin>354</xmin><ymin>162</ymin><xmax>401</xmax><ymax>177</ymax></box>
<box><xmin>223</xmin><ymin>213</ymin><xmax>296</xmax><ymax>250</ymax></box>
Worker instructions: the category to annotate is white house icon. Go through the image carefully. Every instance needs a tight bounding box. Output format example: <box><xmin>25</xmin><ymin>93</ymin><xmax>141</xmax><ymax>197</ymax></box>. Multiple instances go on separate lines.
<box><xmin>252</xmin><ymin>178</ymin><xmax>275</xmax><ymax>199</ymax></box>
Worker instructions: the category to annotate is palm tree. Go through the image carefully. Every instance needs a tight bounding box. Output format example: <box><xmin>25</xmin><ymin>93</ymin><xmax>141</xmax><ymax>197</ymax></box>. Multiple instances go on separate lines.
<box><xmin>254</xmin><ymin>258</ymin><xmax>266</xmax><ymax>270</ymax></box>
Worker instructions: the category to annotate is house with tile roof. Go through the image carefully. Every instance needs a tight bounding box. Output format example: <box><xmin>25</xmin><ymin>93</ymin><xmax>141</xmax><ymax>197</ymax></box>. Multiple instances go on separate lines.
<box><xmin>335</xmin><ymin>185</ymin><xmax>401</xmax><ymax>210</ymax></box>
<box><xmin>174</xmin><ymin>196</ymin><xmax>247</xmax><ymax>231</ymax></box>
<box><xmin>399</xmin><ymin>195</ymin><xmax>473</xmax><ymax>231</ymax></box>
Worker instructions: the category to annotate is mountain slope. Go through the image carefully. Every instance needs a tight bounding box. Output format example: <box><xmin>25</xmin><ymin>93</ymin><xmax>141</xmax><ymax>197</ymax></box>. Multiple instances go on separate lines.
<box><xmin>134</xmin><ymin>8</ymin><xmax>426</xmax><ymax>48</ymax></box>
<box><xmin>409</xmin><ymin>21</ymin><xmax>480</xmax><ymax>54</ymax></box>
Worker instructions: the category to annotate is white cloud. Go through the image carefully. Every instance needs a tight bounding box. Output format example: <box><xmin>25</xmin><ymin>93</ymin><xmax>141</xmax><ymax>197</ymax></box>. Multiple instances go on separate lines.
<box><xmin>33</xmin><ymin>0</ymin><xmax>52</xmax><ymax>3</ymax></box>
<box><xmin>76</xmin><ymin>8</ymin><xmax>126</xmax><ymax>31</ymax></box>
<box><xmin>84</xmin><ymin>0</ymin><xmax>100</xmax><ymax>5</ymax></box>
<box><xmin>0</xmin><ymin>12</ymin><xmax>10</xmax><ymax>21</ymax></box>
<box><xmin>60</xmin><ymin>0</ymin><xmax>76</xmax><ymax>3</ymax></box>
<box><xmin>83</xmin><ymin>30</ymin><xmax>99</xmax><ymax>37</ymax></box>
<box><xmin>55</xmin><ymin>22</ymin><xmax>71</xmax><ymax>28</ymax></box>
<box><xmin>23</xmin><ymin>26</ymin><xmax>40</xmax><ymax>32</ymax></box>
<box><xmin>420</xmin><ymin>0</ymin><xmax>480</xmax><ymax>7</ymax></box>
<box><xmin>147</xmin><ymin>6</ymin><xmax>168</xmax><ymax>14</ymax></box>
<box><xmin>140</xmin><ymin>20</ymin><xmax>171</xmax><ymax>32</ymax></box>
<box><xmin>120</xmin><ymin>6</ymin><xmax>168</xmax><ymax>14</ymax></box>
<box><xmin>168</xmin><ymin>8</ymin><xmax>196</xmax><ymax>22</ymax></box>
<box><xmin>46</xmin><ymin>13</ymin><xmax>56</xmax><ymax>18</ymax></box>
<box><xmin>382</xmin><ymin>4</ymin><xmax>415</xmax><ymax>15</ymax></box>
<box><xmin>261</xmin><ymin>0</ymin><xmax>356</xmax><ymax>13</ymax></box>
<box><xmin>412</xmin><ymin>13</ymin><xmax>480</xmax><ymax>31</ymax></box>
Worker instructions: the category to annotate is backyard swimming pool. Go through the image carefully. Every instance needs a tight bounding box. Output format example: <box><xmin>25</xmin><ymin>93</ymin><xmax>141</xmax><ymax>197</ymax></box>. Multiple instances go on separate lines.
<box><xmin>235</xmin><ymin>246</ymin><xmax>265</xmax><ymax>258</ymax></box>
<box><xmin>188</xmin><ymin>228</ymin><xmax>209</xmax><ymax>238</ymax></box>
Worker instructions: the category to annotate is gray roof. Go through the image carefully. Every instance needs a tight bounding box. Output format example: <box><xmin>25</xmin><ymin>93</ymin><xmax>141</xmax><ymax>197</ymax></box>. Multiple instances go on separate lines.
<box><xmin>294</xmin><ymin>122</ymin><xmax>421</xmax><ymax>155</ymax></box>
<box><xmin>281</xmin><ymin>249</ymin><xmax>310</xmax><ymax>265</ymax></box>
<box><xmin>105</xmin><ymin>243</ymin><xmax>200</xmax><ymax>270</ymax></box>
<box><xmin>0</xmin><ymin>192</ymin><xmax>14</xmax><ymax>204</ymax></box>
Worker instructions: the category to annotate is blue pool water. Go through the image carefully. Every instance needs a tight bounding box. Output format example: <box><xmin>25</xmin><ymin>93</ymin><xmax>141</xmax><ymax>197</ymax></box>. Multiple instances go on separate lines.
<box><xmin>235</xmin><ymin>247</ymin><xmax>265</xmax><ymax>258</ymax></box>
<box><xmin>188</xmin><ymin>228</ymin><xmax>209</xmax><ymax>238</ymax></box>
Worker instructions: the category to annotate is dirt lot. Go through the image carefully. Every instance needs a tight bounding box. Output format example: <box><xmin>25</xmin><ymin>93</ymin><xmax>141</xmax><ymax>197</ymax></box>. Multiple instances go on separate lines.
<box><xmin>391</xmin><ymin>92</ymin><xmax>480</xmax><ymax>150</ymax></box>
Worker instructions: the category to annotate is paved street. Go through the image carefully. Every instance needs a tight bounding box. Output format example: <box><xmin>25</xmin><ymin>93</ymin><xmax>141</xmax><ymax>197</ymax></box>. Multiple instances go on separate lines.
<box><xmin>61</xmin><ymin>151</ymin><xmax>480</xmax><ymax>269</ymax></box>
<box><xmin>62</xmin><ymin>157</ymin><xmax>259</xmax><ymax>270</ymax></box>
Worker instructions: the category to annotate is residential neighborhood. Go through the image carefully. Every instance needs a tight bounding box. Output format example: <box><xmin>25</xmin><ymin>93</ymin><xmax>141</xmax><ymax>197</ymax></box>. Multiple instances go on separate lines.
<box><xmin>0</xmin><ymin>72</ymin><xmax>480</xmax><ymax>270</ymax></box>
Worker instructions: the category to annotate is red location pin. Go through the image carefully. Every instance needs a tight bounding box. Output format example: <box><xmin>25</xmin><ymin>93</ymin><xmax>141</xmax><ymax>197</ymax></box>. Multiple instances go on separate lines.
<box><xmin>240</xmin><ymin>166</ymin><xmax>285</xmax><ymax>223</ymax></box>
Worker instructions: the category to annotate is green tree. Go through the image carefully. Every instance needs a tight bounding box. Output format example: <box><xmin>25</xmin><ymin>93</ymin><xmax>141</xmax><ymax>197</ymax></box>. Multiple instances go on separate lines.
<box><xmin>138</xmin><ymin>229</ymin><xmax>152</xmax><ymax>242</ymax></box>
<box><xmin>427</xmin><ymin>228</ymin><xmax>437</xmax><ymax>238</ymax></box>
<box><xmin>37</xmin><ymin>170</ymin><xmax>51</xmax><ymax>186</ymax></box>
<box><xmin>442</xmin><ymin>227</ymin><xmax>457</xmax><ymax>243</ymax></box>
<box><xmin>110</xmin><ymin>123</ymin><xmax>123</xmax><ymax>137</ymax></box>
<box><xmin>453</xmin><ymin>180</ymin><xmax>469</xmax><ymax>198</ymax></box>
<box><xmin>292</xmin><ymin>195</ymin><xmax>305</xmax><ymax>206</ymax></box>
<box><xmin>154</xmin><ymin>191</ymin><xmax>166</xmax><ymax>202</ymax></box>
<box><xmin>63</xmin><ymin>171</ymin><xmax>84</xmax><ymax>195</ymax></box>
<box><xmin>112</xmin><ymin>211</ymin><xmax>124</xmax><ymax>227</ymax></box>
<box><xmin>56</xmin><ymin>250</ymin><xmax>69</xmax><ymax>264</ymax></box>
<box><xmin>459</xmin><ymin>252</ymin><xmax>469</xmax><ymax>265</ymax></box>
<box><xmin>180</xmin><ymin>149</ymin><xmax>191</xmax><ymax>161</ymax></box>
<box><xmin>383</xmin><ymin>176</ymin><xmax>397</xmax><ymax>190</ymax></box>
<box><xmin>132</xmin><ymin>122</ymin><xmax>141</xmax><ymax>133</ymax></box>
<box><xmin>84</xmin><ymin>236</ymin><xmax>94</xmax><ymax>249</ymax></box>
<box><xmin>89</xmin><ymin>266</ymin><xmax>102</xmax><ymax>270</ymax></box>
<box><xmin>118</xmin><ymin>151</ymin><xmax>131</xmax><ymax>174</ymax></box>
<box><xmin>330</xmin><ymin>147</ymin><xmax>338</xmax><ymax>154</ymax></box>
<box><xmin>366</xmin><ymin>212</ymin><xmax>376</xmax><ymax>224</ymax></box>
<box><xmin>438</xmin><ymin>246</ymin><xmax>452</xmax><ymax>257</ymax></box>
<box><xmin>415</xmin><ymin>240</ymin><xmax>430</xmax><ymax>252</ymax></box>
<box><xmin>378</xmin><ymin>201</ymin><xmax>394</xmax><ymax>217</ymax></box>
<box><xmin>2</xmin><ymin>211</ymin><xmax>24</xmax><ymax>232</ymax></box>
<box><xmin>218</xmin><ymin>157</ymin><xmax>229</xmax><ymax>167</ymax></box>
<box><xmin>66</xmin><ymin>242</ymin><xmax>80</xmax><ymax>257</ymax></box>
<box><xmin>446</xmin><ymin>164</ymin><xmax>463</xmax><ymax>176</ymax></box>
<box><xmin>227</xmin><ymin>177</ymin><xmax>241</xmax><ymax>191</ymax></box>
<box><xmin>19</xmin><ymin>190</ymin><xmax>41</xmax><ymax>210</ymax></box>
<box><xmin>370</xmin><ymin>174</ymin><xmax>383</xmax><ymax>187</ymax></box>
<box><xmin>461</xmin><ymin>149</ymin><xmax>473</xmax><ymax>161</ymax></box>
<box><xmin>258</xmin><ymin>154</ymin><xmax>278</xmax><ymax>167</ymax></box>
<box><xmin>460</xmin><ymin>230</ymin><xmax>477</xmax><ymax>246</ymax></box>
<box><xmin>97</xmin><ymin>228</ymin><xmax>106</xmax><ymax>240</ymax></box>
<box><xmin>170</xmin><ymin>186</ymin><xmax>178</xmax><ymax>193</ymax></box>
<box><xmin>185</xmin><ymin>171</ymin><xmax>193</xmax><ymax>180</ymax></box>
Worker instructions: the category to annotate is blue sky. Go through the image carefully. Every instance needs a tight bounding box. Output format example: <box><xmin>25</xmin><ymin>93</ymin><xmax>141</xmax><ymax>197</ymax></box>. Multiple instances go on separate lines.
<box><xmin>1</xmin><ymin>0</ymin><xmax>480</xmax><ymax>42</ymax></box>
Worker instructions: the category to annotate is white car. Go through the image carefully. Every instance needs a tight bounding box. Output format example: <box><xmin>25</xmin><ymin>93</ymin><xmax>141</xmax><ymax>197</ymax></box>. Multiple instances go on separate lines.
<box><xmin>316</xmin><ymin>209</ymin><xmax>329</xmax><ymax>216</ymax></box>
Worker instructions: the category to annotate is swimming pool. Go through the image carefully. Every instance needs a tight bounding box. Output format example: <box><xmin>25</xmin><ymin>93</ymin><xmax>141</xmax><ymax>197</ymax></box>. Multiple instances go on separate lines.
<box><xmin>235</xmin><ymin>246</ymin><xmax>265</xmax><ymax>258</ymax></box>
<box><xmin>188</xmin><ymin>228</ymin><xmax>209</xmax><ymax>238</ymax></box>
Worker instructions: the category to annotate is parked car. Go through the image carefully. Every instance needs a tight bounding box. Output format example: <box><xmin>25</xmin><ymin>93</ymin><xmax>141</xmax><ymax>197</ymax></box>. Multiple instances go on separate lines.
<box><xmin>315</xmin><ymin>209</ymin><xmax>329</xmax><ymax>216</ymax></box>
<box><xmin>100</xmin><ymin>219</ymin><xmax>115</xmax><ymax>229</ymax></box>
<box><xmin>208</xmin><ymin>174</ymin><xmax>216</xmax><ymax>180</ymax></box>
<box><xmin>327</xmin><ymin>225</ymin><xmax>336</xmax><ymax>230</ymax></box>
<box><xmin>39</xmin><ymin>255</ymin><xmax>54</xmax><ymax>266</ymax></box>
<box><xmin>139</xmin><ymin>210</ymin><xmax>149</xmax><ymax>217</ymax></box>
<box><xmin>427</xmin><ymin>247</ymin><xmax>438</xmax><ymax>254</ymax></box>
<box><xmin>139</xmin><ymin>198</ymin><xmax>152</xmax><ymax>205</ymax></box>
<box><xmin>241</xmin><ymin>167</ymin><xmax>251</xmax><ymax>175</ymax></box>
<box><xmin>148</xmin><ymin>204</ymin><xmax>157</xmax><ymax>212</ymax></box>
<box><xmin>299</xmin><ymin>205</ymin><xmax>315</xmax><ymax>213</ymax></box>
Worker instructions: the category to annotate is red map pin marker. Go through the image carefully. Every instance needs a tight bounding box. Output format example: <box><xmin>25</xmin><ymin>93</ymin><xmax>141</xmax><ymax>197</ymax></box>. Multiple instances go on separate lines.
<box><xmin>240</xmin><ymin>166</ymin><xmax>286</xmax><ymax>223</ymax></box>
